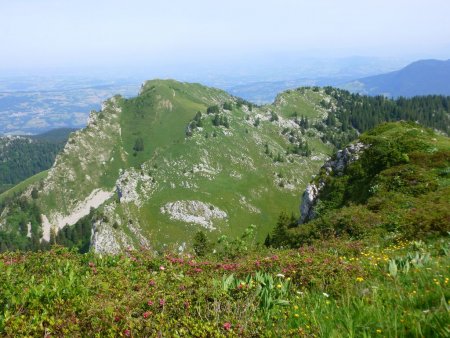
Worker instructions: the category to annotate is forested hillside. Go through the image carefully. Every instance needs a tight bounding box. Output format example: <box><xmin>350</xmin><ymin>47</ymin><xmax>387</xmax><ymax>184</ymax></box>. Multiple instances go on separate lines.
<box><xmin>0</xmin><ymin>128</ymin><xmax>74</xmax><ymax>193</ymax></box>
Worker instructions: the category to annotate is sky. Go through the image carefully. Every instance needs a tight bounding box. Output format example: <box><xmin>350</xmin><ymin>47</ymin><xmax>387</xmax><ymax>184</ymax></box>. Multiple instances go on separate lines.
<box><xmin>1</xmin><ymin>0</ymin><xmax>449</xmax><ymax>75</ymax></box>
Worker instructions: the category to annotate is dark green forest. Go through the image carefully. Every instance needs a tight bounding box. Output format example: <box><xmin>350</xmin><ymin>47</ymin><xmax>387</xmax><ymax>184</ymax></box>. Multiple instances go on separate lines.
<box><xmin>0</xmin><ymin>128</ymin><xmax>74</xmax><ymax>193</ymax></box>
<box><xmin>316</xmin><ymin>88</ymin><xmax>449</xmax><ymax>149</ymax></box>
<box><xmin>323</xmin><ymin>87</ymin><xmax>450</xmax><ymax>134</ymax></box>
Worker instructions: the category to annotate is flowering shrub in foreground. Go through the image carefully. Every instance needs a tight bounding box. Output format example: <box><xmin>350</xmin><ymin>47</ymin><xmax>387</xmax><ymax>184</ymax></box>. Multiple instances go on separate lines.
<box><xmin>0</xmin><ymin>238</ymin><xmax>449</xmax><ymax>336</ymax></box>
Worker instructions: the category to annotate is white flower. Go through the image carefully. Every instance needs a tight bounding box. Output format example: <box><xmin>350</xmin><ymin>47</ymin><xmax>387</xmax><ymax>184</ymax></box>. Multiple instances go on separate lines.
<box><xmin>323</xmin><ymin>292</ymin><xmax>329</xmax><ymax>298</ymax></box>
<box><xmin>276</xmin><ymin>273</ymin><xmax>285</xmax><ymax>278</ymax></box>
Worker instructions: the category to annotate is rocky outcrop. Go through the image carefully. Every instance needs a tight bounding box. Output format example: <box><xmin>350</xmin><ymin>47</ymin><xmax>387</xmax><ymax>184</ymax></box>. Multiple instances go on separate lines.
<box><xmin>299</xmin><ymin>142</ymin><xmax>368</xmax><ymax>223</ymax></box>
<box><xmin>160</xmin><ymin>200</ymin><xmax>227</xmax><ymax>230</ymax></box>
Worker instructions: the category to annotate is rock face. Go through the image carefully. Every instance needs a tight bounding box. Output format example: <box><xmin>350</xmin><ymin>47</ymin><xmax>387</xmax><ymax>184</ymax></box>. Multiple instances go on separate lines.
<box><xmin>299</xmin><ymin>142</ymin><xmax>368</xmax><ymax>223</ymax></box>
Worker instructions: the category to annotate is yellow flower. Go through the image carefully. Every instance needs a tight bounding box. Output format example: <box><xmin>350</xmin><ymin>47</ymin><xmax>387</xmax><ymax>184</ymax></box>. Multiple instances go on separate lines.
<box><xmin>293</xmin><ymin>305</ymin><xmax>299</xmax><ymax>310</ymax></box>
<box><xmin>294</xmin><ymin>313</ymin><xmax>299</xmax><ymax>318</ymax></box>
<box><xmin>356</xmin><ymin>277</ymin><xmax>364</xmax><ymax>282</ymax></box>
<box><xmin>376</xmin><ymin>329</ymin><xmax>382</xmax><ymax>334</ymax></box>
<box><xmin>277</xmin><ymin>284</ymin><xmax>282</xmax><ymax>289</ymax></box>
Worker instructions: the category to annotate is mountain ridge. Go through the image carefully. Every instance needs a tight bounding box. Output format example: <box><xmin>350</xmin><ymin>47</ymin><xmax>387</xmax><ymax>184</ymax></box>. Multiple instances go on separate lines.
<box><xmin>342</xmin><ymin>59</ymin><xmax>450</xmax><ymax>97</ymax></box>
<box><xmin>0</xmin><ymin>80</ymin><xmax>449</xmax><ymax>253</ymax></box>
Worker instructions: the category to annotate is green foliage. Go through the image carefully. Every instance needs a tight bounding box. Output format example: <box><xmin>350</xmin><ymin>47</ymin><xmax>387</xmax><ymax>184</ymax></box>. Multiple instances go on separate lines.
<box><xmin>1</xmin><ymin>236</ymin><xmax>449</xmax><ymax>336</ymax></box>
<box><xmin>266</xmin><ymin>212</ymin><xmax>298</xmax><ymax>247</ymax></box>
<box><xmin>324</xmin><ymin>87</ymin><xmax>450</xmax><ymax>134</ymax></box>
<box><xmin>192</xmin><ymin>230</ymin><xmax>211</xmax><ymax>257</ymax></box>
<box><xmin>216</xmin><ymin>225</ymin><xmax>257</xmax><ymax>259</ymax></box>
<box><xmin>0</xmin><ymin>133</ymin><xmax>69</xmax><ymax>192</ymax></box>
<box><xmin>133</xmin><ymin>137</ymin><xmax>144</xmax><ymax>152</ymax></box>
<box><xmin>284</xmin><ymin>122</ymin><xmax>450</xmax><ymax>248</ymax></box>
<box><xmin>222</xmin><ymin>102</ymin><xmax>233</xmax><ymax>111</ymax></box>
<box><xmin>206</xmin><ymin>105</ymin><xmax>219</xmax><ymax>114</ymax></box>
<box><xmin>0</xmin><ymin>197</ymin><xmax>43</xmax><ymax>252</ymax></box>
<box><xmin>269</xmin><ymin>111</ymin><xmax>279</xmax><ymax>122</ymax></box>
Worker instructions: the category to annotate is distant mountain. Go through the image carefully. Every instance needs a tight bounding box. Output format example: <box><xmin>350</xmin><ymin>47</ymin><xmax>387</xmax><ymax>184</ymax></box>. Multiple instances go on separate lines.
<box><xmin>342</xmin><ymin>59</ymin><xmax>450</xmax><ymax>97</ymax></box>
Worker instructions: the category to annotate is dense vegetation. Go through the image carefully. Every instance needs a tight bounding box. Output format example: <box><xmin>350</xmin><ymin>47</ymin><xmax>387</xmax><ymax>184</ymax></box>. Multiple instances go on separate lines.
<box><xmin>0</xmin><ymin>128</ymin><xmax>73</xmax><ymax>193</ymax></box>
<box><xmin>1</xmin><ymin>231</ymin><xmax>448</xmax><ymax>336</ymax></box>
<box><xmin>267</xmin><ymin>122</ymin><xmax>450</xmax><ymax>249</ymax></box>
<box><xmin>322</xmin><ymin>87</ymin><xmax>450</xmax><ymax>134</ymax></box>
<box><xmin>0</xmin><ymin>195</ymin><xmax>94</xmax><ymax>253</ymax></box>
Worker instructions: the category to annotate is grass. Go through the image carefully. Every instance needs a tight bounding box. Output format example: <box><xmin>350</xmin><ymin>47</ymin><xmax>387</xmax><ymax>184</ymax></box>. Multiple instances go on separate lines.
<box><xmin>0</xmin><ymin>170</ymin><xmax>48</xmax><ymax>204</ymax></box>
<box><xmin>1</xmin><ymin>236</ymin><xmax>448</xmax><ymax>336</ymax></box>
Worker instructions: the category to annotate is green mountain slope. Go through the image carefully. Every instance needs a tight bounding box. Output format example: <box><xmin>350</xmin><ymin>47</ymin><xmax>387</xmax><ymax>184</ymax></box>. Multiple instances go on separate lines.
<box><xmin>1</xmin><ymin>81</ymin><xmax>449</xmax><ymax>253</ymax></box>
<box><xmin>270</xmin><ymin>121</ymin><xmax>450</xmax><ymax>247</ymax></box>
<box><xmin>0</xmin><ymin>80</ymin><xmax>335</xmax><ymax>252</ymax></box>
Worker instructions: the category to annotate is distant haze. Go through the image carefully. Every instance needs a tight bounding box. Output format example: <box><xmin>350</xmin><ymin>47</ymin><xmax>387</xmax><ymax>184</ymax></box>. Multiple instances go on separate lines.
<box><xmin>1</xmin><ymin>0</ymin><xmax>449</xmax><ymax>77</ymax></box>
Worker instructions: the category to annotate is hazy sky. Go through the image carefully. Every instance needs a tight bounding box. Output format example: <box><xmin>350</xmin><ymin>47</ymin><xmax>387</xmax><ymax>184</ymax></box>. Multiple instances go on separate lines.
<box><xmin>1</xmin><ymin>0</ymin><xmax>449</xmax><ymax>74</ymax></box>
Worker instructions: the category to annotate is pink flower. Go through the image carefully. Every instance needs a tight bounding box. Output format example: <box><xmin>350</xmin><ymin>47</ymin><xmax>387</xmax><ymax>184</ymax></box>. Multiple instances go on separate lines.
<box><xmin>147</xmin><ymin>300</ymin><xmax>154</xmax><ymax>306</ymax></box>
<box><xmin>159</xmin><ymin>266</ymin><xmax>165</xmax><ymax>271</ymax></box>
<box><xmin>159</xmin><ymin>298</ymin><xmax>166</xmax><ymax>306</ymax></box>
<box><xmin>184</xmin><ymin>301</ymin><xmax>190</xmax><ymax>309</ymax></box>
<box><xmin>123</xmin><ymin>329</ymin><xmax>131</xmax><ymax>336</ymax></box>
<box><xmin>223</xmin><ymin>322</ymin><xmax>232</xmax><ymax>331</ymax></box>
<box><xmin>149</xmin><ymin>279</ymin><xmax>156</xmax><ymax>287</ymax></box>
<box><xmin>143</xmin><ymin>311</ymin><xmax>152</xmax><ymax>319</ymax></box>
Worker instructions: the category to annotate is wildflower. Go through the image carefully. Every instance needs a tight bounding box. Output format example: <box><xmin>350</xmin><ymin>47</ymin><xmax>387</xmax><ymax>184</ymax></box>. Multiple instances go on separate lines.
<box><xmin>147</xmin><ymin>300</ymin><xmax>154</xmax><ymax>306</ymax></box>
<box><xmin>277</xmin><ymin>284</ymin><xmax>282</xmax><ymax>289</ymax></box>
<box><xmin>143</xmin><ymin>311</ymin><xmax>152</xmax><ymax>319</ymax></box>
<box><xmin>223</xmin><ymin>322</ymin><xmax>232</xmax><ymax>331</ymax></box>
<box><xmin>293</xmin><ymin>305</ymin><xmax>299</xmax><ymax>310</ymax></box>
<box><xmin>376</xmin><ymin>329</ymin><xmax>382</xmax><ymax>334</ymax></box>
<box><xmin>160</xmin><ymin>266</ymin><xmax>165</xmax><ymax>271</ymax></box>
<box><xmin>159</xmin><ymin>298</ymin><xmax>166</xmax><ymax>306</ymax></box>
<box><xmin>276</xmin><ymin>273</ymin><xmax>285</xmax><ymax>278</ymax></box>
<box><xmin>323</xmin><ymin>292</ymin><xmax>329</xmax><ymax>298</ymax></box>
<box><xmin>294</xmin><ymin>313</ymin><xmax>299</xmax><ymax>318</ymax></box>
<box><xmin>356</xmin><ymin>277</ymin><xmax>364</xmax><ymax>282</ymax></box>
<box><xmin>184</xmin><ymin>301</ymin><xmax>190</xmax><ymax>309</ymax></box>
<box><xmin>124</xmin><ymin>329</ymin><xmax>131</xmax><ymax>336</ymax></box>
<box><xmin>149</xmin><ymin>279</ymin><xmax>156</xmax><ymax>286</ymax></box>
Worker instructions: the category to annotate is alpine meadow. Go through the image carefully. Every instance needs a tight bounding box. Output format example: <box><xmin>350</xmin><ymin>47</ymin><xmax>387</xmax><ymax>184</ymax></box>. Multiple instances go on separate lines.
<box><xmin>1</xmin><ymin>0</ymin><xmax>450</xmax><ymax>336</ymax></box>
